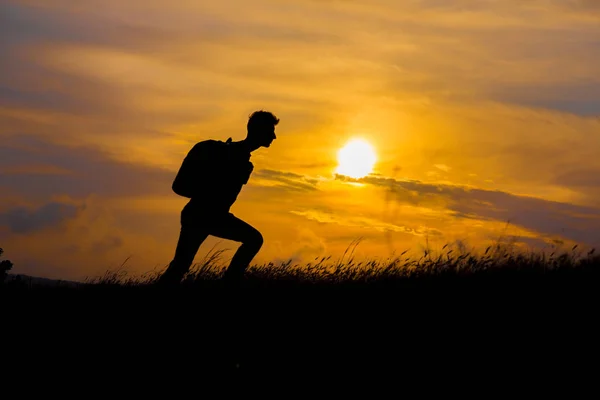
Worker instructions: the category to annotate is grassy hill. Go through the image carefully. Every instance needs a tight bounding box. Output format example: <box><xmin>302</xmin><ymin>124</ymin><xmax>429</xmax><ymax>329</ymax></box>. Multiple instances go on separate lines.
<box><xmin>2</xmin><ymin>244</ymin><xmax>598</xmax><ymax>389</ymax></box>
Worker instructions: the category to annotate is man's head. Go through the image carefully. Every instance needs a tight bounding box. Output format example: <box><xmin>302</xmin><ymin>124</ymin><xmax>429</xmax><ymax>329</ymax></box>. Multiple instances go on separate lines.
<box><xmin>246</xmin><ymin>110</ymin><xmax>279</xmax><ymax>149</ymax></box>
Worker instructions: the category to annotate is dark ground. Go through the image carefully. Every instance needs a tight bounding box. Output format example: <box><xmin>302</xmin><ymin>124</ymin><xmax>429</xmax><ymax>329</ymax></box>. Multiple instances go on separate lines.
<box><xmin>2</xmin><ymin>267</ymin><xmax>599</xmax><ymax>393</ymax></box>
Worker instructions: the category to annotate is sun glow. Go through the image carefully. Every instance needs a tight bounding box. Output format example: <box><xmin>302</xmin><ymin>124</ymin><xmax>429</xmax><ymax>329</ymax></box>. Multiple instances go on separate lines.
<box><xmin>335</xmin><ymin>138</ymin><xmax>377</xmax><ymax>179</ymax></box>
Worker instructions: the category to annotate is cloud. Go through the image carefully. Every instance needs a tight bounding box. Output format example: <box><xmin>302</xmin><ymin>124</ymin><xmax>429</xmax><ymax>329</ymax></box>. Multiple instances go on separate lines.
<box><xmin>252</xmin><ymin>169</ymin><xmax>320</xmax><ymax>192</ymax></box>
<box><xmin>489</xmin><ymin>82</ymin><xmax>600</xmax><ymax>117</ymax></box>
<box><xmin>272</xmin><ymin>227</ymin><xmax>328</xmax><ymax>264</ymax></box>
<box><xmin>0</xmin><ymin>201</ymin><xmax>81</xmax><ymax>234</ymax></box>
<box><xmin>91</xmin><ymin>235</ymin><xmax>124</xmax><ymax>254</ymax></box>
<box><xmin>4</xmin><ymin>0</ymin><xmax>598</xmax><ymax>118</ymax></box>
<box><xmin>553</xmin><ymin>168</ymin><xmax>600</xmax><ymax>189</ymax></box>
<box><xmin>337</xmin><ymin>174</ymin><xmax>600</xmax><ymax>246</ymax></box>
<box><xmin>0</xmin><ymin>135</ymin><xmax>175</xmax><ymax>199</ymax></box>
<box><xmin>290</xmin><ymin>208</ymin><xmax>444</xmax><ymax>238</ymax></box>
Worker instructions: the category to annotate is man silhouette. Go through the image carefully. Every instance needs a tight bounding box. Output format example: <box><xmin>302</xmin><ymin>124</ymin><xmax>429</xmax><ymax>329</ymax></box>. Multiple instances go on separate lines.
<box><xmin>157</xmin><ymin>110</ymin><xmax>279</xmax><ymax>286</ymax></box>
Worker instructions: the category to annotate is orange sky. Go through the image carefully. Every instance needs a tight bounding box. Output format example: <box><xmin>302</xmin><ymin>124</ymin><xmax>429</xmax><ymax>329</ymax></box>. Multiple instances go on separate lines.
<box><xmin>1</xmin><ymin>0</ymin><xmax>600</xmax><ymax>281</ymax></box>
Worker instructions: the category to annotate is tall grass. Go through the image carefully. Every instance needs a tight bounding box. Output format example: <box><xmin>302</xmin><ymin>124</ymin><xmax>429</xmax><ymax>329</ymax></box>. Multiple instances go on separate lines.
<box><xmin>83</xmin><ymin>237</ymin><xmax>599</xmax><ymax>288</ymax></box>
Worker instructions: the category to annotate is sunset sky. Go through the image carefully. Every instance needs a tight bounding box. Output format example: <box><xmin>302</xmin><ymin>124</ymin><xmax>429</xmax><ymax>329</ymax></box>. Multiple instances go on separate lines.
<box><xmin>1</xmin><ymin>0</ymin><xmax>599</xmax><ymax>281</ymax></box>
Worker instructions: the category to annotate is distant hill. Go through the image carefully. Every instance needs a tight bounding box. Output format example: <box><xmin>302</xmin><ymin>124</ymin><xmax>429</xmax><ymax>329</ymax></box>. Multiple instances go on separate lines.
<box><xmin>4</xmin><ymin>273</ymin><xmax>83</xmax><ymax>288</ymax></box>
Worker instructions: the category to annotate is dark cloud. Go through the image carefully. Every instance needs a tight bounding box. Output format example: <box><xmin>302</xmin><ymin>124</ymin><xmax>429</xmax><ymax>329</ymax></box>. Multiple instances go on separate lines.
<box><xmin>337</xmin><ymin>174</ymin><xmax>600</xmax><ymax>246</ymax></box>
<box><xmin>553</xmin><ymin>168</ymin><xmax>600</xmax><ymax>189</ymax></box>
<box><xmin>0</xmin><ymin>135</ymin><xmax>174</xmax><ymax>200</ymax></box>
<box><xmin>0</xmin><ymin>78</ymin><xmax>129</xmax><ymax>119</ymax></box>
<box><xmin>253</xmin><ymin>169</ymin><xmax>320</xmax><ymax>192</ymax></box>
<box><xmin>489</xmin><ymin>82</ymin><xmax>600</xmax><ymax>117</ymax></box>
<box><xmin>0</xmin><ymin>3</ymin><xmax>170</xmax><ymax>50</ymax></box>
<box><xmin>0</xmin><ymin>4</ymin><xmax>200</xmax><ymax>124</ymax></box>
<box><xmin>0</xmin><ymin>201</ymin><xmax>80</xmax><ymax>234</ymax></box>
<box><xmin>91</xmin><ymin>235</ymin><xmax>124</xmax><ymax>254</ymax></box>
<box><xmin>0</xmin><ymin>3</ymin><xmax>343</xmax><ymax>130</ymax></box>
<box><xmin>0</xmin><ymin>7</ymin><xmax>138</xmax><ymax>122</ymax></box>
<box><xmin>0</xmin><ymin>2</ymin><xmax>341</xmax><ymax>52</ymax></box>
<box><xmin>3</xmin><ymin>0</ymin><xmax>599</xmax><ymax>121</ymax></box>
<box><xmin>542</xmin><ymin>0</ymin><xmax>600</xmax><ymax>14</ymax></box>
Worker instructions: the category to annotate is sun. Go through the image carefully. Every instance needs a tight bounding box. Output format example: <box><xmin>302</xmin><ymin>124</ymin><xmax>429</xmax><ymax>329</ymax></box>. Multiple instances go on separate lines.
<box><xmin>335</xmin><ymin>138</ymin><xmax>377</xmax><ymax>179</ymax></box>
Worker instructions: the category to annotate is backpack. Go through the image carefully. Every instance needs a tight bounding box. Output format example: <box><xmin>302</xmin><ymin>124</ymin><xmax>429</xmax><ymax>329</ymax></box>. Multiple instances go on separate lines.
<box><xmin>171</xmin><ymin>139</ymin><xmax>229</xmax><ymax>198</ymax></box>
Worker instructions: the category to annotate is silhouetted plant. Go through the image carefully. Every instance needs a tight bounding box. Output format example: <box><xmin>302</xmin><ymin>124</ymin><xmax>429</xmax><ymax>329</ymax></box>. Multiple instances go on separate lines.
<box><xmin>0</xmin><ymin>247</ymin><xmax>14</xmax><ymax>284</ymax></box>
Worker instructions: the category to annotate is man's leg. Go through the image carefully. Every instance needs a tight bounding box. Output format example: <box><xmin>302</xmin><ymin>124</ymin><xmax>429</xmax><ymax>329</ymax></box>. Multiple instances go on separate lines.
<box><xmin>158</xmin><ymin>224</ymin><xmax>209</xmax><ymax>286</ymax></box>
<box><xmin>210</xmin><ymin>213</ymin><xmax>264</xmax><ymax>282</ymax></box>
